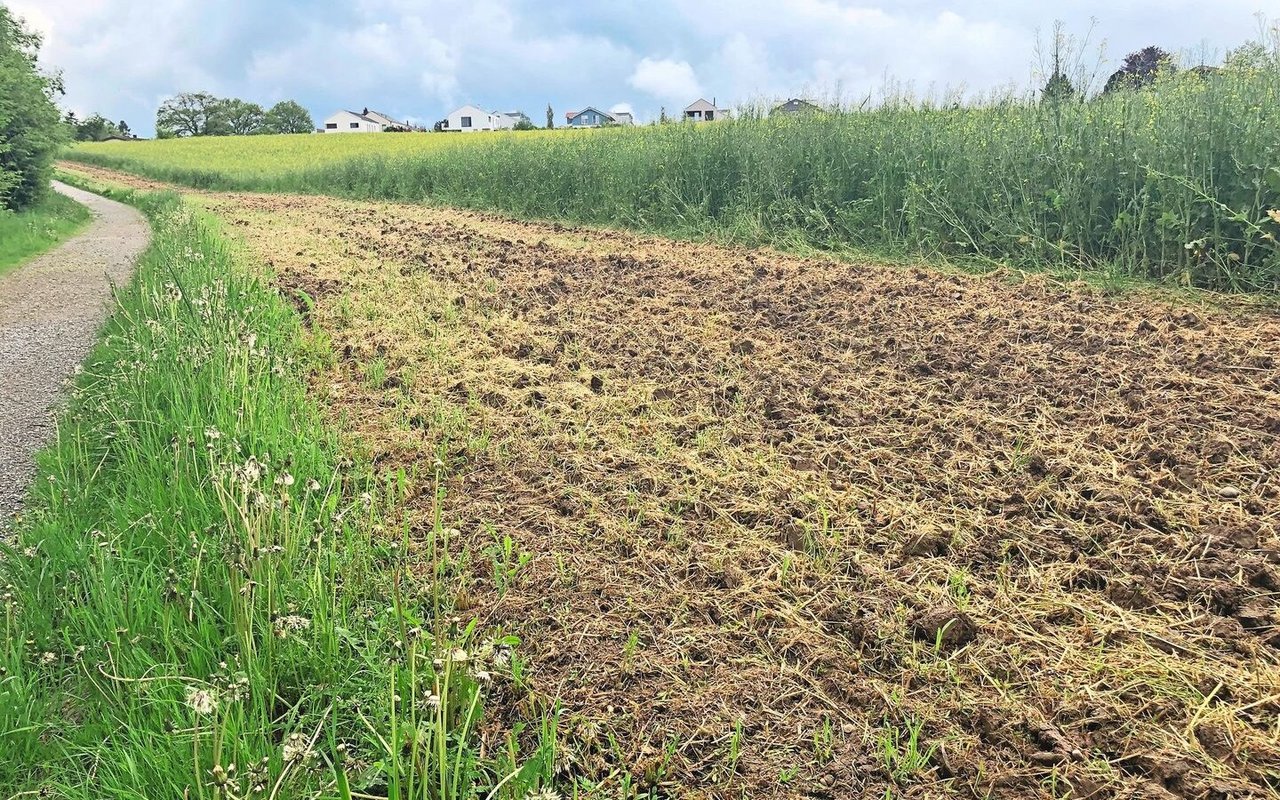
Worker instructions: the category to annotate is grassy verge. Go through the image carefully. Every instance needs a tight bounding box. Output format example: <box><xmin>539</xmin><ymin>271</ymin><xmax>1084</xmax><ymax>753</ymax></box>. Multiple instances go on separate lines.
<box><xmin>0</xmin><ymin>185</ymin><xmax>554</xmax><ymax>799</ymax></box>
<box><xmin>0</xmin><ymin>190</ymin><xmax>91</xmax><ymax>278</ymax></box>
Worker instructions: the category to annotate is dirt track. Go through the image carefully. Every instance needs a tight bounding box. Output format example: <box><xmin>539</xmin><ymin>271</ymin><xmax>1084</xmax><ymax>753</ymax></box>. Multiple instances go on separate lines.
<box><xmin>0</xmin><ymin>182</ymin><xmax>149</xmax><ymax>520</ymax></box>
<box><xmin>64</xmin><ymin>162</ymin><xmax>1280</xmax><ymax>800</ymax></box>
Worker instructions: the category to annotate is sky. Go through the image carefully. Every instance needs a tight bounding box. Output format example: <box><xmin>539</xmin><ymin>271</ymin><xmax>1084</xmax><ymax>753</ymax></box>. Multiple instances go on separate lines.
<box><xmin>9</xmin><ymin>0</ymin><xmax>1274</xmax><ymax>135</ymax></box>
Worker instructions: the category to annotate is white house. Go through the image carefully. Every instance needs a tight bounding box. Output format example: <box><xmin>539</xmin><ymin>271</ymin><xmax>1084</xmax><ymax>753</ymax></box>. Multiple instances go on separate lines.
<box><xmin>442</xmin><ymin>105</ymin><xmax>517</xmax><ymax>132</ymax></box>
<box><xmin>322</xmin><ymin>108</ymin><xmax>409</xmax><ymax>133</ymax></box>
<box><xmin>683</xmin><ymin>98</ymin><xmax>731</xmax><ymax>122</ymax></box>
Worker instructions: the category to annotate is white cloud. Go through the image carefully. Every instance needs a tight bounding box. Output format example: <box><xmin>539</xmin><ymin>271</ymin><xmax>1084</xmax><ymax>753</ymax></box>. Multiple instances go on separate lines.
<box><xmin>628</xmin><ymin>57</ymin><xmax>703</xmax><ymax>105</ymax></box>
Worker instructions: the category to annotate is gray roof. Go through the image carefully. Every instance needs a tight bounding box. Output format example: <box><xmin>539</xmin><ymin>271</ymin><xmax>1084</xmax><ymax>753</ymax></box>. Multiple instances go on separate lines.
<box><xmin>338</xmin><ymin>109</ymin><xmax>407</xmax><ymax>127</ymax></box>
<box><xmin>773</xmin><ymin>98</ymin><xmax>822</xmax><ymax>114</ymax></box>
<box><xmin>569</xmin><ymin>106</ymin><xmax>614</xmax><ymax>121</ymax></box>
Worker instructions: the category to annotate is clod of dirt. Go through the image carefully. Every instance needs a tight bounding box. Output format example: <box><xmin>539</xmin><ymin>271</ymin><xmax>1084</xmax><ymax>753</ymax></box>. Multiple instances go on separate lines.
<box><xmin>1136</xmin><ymin>782</ymin><xmax>1180</xmax><ymax>800</ymax></box>
<box><xmin>1066</xmin><ymin>773</ymin><xmax>1111</xmax><ymax>799</ymax></box>
<box><xmin>589</xmin><ymin>375</ymin><xmax>604</xmax><ymax>394</ymax></box>
<box><xmin>901</xmin><ymin>529</ymin><xmax>951</xmax><ymax>558</ymax></box>
<box><xmin>1235</xmin><ymin>601</ymin><xmax>1273</xmax><ymax>631</ymax></box>
<box><xmin>1217</xmin><ymin>485</ymin><xmax>1242</xmax><ymax>499</ymax></box>
<box><xmin>1106</xmin><ymin>581</ymin><xmax>1153</xmax><ymax>610</ymax></box>
<box><xmin>652</xmin><ymin>387</ymin><xmax>675</xmax><ymax>401</ymax></box>
<box><xmin>730</xmin><ymin>339</ymin><xmax>757</xmax><ymax>355</ymax></box>
<box><xmin>910</xmin><ymin>606</ymin><xmax>977</xmax><ymax>650</ymax></box>
<box><xmin>1194</xmin><ymin>722</ymin><xmax>1234</xmax><ymax>761</ymax></box>
<box><xmin>719</xmin><ymin>562</ymin><xmax>747</xmax><ymax>590</ymax></box>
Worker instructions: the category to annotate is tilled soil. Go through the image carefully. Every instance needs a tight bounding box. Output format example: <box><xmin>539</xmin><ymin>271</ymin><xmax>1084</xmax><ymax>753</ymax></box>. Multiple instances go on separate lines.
<box><xmin>66</xmin><ymin>163</ymin><xmax>1280</xmax><ymax>799</ymax></box>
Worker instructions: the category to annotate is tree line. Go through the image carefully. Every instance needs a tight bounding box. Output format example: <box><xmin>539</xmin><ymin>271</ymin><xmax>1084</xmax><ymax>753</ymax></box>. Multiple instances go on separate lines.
<box><xmin>64</xmin><ymin>112</ymin><xmax>133</xmax><ymax>141</ymax></box>
<box><xmin>1041</xmin><ymin>32</ymin><xmax>1280</xmax><ymax>103</ymax></box>
<box><xmin>156</xmin><ymin>92</ymin><xmax>314</xmax><ymax>138</ymax></box>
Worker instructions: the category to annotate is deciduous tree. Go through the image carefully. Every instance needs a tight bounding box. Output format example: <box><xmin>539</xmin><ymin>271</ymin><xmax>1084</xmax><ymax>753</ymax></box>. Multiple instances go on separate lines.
<box><xmin>0</xmin><ymin>6</ymin><xmax>64</xmax><ymax>210</ymax></box>
<box><xmin>264</xmin><ymin>100</ymin><xmax>313</xmax><ymax>134</ymax></box>
<box><xmin>1104</xmin><ymin>46</ymin><xmax>1176</xmax><ymax>93</ymax></box>
<box><xmin>70</xmin><ymin>113</ymin><xmax>122</xmax><ymax>141</ymax></box>
<box><xmin>155</xmin><ymin>92</ymin><xmax>225</xmax><ymax>137</ymax></box>
<box><xmin>220</xmin><ymin>99</ymin><xmax>266</xmax><ymax>135</ymax></box>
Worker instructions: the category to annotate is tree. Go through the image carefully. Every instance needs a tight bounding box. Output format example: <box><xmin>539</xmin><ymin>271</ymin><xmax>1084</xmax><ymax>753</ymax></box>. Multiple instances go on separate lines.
<box><xmin>0</xmin><ymin>6</ymin><xmax>64</xmax><ymax>210</ymax></box>
<box><xmin>545</xmin><ymin>103</ymin><xmax>554</xmax><ymax>129</ymax></box>
<box><xmin>1223</xmin><ymin>38</ymin><xmax>1280</xmax><ymax>73</ymax></box>
<box><xmin>1041</xmin><ymin>22</ymin><xmax>1077</xmax><ymax>104</ymax></box>
<box><xmin>73</xmin><ymin>113</ymin><xmax>122</xmax><ymax>141</ymax></box>
<box><xmin>118</xmin><ymin>120</ymin><xmax>130</xmax><ymax>137</ymax></box>
<box><xmin>220</xmin><ymin>98</ymin><xmax>266</xmax><ymax>135</ymax></box>
<box><xmin>659</xmin><ymin>106</ymin><xmax>669</xmax><ymax>124</ymax></box>
<box><xmin>264</xmin><ymin>100</ymin><xmax>313</xmax><ymax>134</ymax></box>
<box><xmin>513</xmin><ymin>118</ymin><xmax>537</xmax><ymax>131</ymax></box>
<box><xmin>155</xmin><ymin>91</ymin><xmax>225</xmax><ymax>137</ymax></box>
<box><xmin>1104</xmin><ymin>46</ymin><xmax>1176</xmax><ymax>93</ymax></box>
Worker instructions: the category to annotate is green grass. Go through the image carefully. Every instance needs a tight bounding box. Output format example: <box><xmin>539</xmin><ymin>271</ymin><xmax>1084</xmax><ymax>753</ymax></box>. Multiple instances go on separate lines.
<box><xmin>0</xmin><ymin>190</ymin><xmax>91</xmax><ymax>278</ymax></box>
<box><xmin>0</xmin><ymin>186</ymin><xmax>554</xmax><ymax>800</ymax></box>
<box><xmin>69</xmin><ymin>55</ymin><xmax>1280</xmax><ymax>292</ymax></box>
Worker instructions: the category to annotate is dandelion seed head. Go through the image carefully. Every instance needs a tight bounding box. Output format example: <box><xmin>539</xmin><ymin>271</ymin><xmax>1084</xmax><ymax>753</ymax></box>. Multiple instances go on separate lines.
<box><xmin>282</xmin><ymin>732</ymin><xmax>311</xmax><ymax>763</ymax></box>
<box><xmin>185</xmin><ymin>686</ymin><xmax>220</xmax><ymax>716</ymax></box>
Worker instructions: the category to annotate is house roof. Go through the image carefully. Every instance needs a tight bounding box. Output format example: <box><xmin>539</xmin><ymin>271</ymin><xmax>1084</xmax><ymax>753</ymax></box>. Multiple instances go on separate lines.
<box><xmin>365</xmin><ymin>110</ymin><xmax>408</xmax><ymax>127</ymax></box>
<box><xmin>567</xmin><ymin>106</ymin><xmax>614</xmax><ymax>122</ymax></box>
<box><xmin>329</xmin><ymin>109</ymin><xmax>408</xmax><ymax>127</ymax></box>
<box><xmin>773</xmin><ymin>98</ymin><xmax>822</xmax><ymax>114</ymax></box>
<box><xmin>332</xmin><ymin>110</ymin><xmax>379</xmax><ymax>123</ymax></box>
<box><xmin>684</xmin><ymin>98</ymin><xmax>718</xmax><ymax>112</ymax></box>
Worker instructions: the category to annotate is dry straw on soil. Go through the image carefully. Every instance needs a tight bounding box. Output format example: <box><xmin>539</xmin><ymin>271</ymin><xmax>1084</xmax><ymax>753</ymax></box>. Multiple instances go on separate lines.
<box><xmin>69</xmin><ymin>163</ymin><xmax>1280</xmax><ymax>799</ymax></box>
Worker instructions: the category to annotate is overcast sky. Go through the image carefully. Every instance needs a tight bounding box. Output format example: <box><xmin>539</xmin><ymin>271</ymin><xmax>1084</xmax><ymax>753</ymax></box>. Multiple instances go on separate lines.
<box><xmin>9</xmin><ymin>0</ymin><xmax>1274</xmax><ymax>134</ymax></box>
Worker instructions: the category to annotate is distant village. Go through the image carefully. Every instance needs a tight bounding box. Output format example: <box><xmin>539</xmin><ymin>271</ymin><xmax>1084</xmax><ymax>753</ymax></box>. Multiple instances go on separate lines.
<box><xmin>322</xmin><ymin>97</ymin><xmax>820</xmax><ymax>133</ymax></box>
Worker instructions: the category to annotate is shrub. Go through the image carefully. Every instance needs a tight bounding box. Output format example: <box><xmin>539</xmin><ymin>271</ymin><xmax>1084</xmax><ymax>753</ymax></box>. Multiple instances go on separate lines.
<box><xmin>0</xmin><ymin>7</ymin><xmax>64</xmax><ymax>211</ymax></box>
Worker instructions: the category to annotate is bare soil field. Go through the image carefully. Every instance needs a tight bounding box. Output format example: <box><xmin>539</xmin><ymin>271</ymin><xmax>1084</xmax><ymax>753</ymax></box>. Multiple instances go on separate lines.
<box><xmin>66</xmin><ymin>163</ymin><xmax>1280</xmax><ymax>799</ymax></box>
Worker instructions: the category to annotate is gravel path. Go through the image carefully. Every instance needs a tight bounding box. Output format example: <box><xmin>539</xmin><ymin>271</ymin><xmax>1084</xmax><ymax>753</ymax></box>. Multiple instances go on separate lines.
<box><xmin>0</xmin><ymin>182</ymin><xmax>150</xmax><ymax>521</ymax></box>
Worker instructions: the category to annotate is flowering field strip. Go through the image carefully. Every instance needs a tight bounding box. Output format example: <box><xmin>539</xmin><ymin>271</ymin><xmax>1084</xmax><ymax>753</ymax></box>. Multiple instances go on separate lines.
<box><xmin>69</xmin><ymin>62</ymin><xmax>1280</xmax><ymax>292</ymax></box>
<box><xmin>70</xmin><ymin>129</ymin><xmax>580</xmax><ymax>189</ymax></box>
<box><xmin>0</xmin><ymin>183</ymin><xmax>553</xmax><ymax>799</ymax></box>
